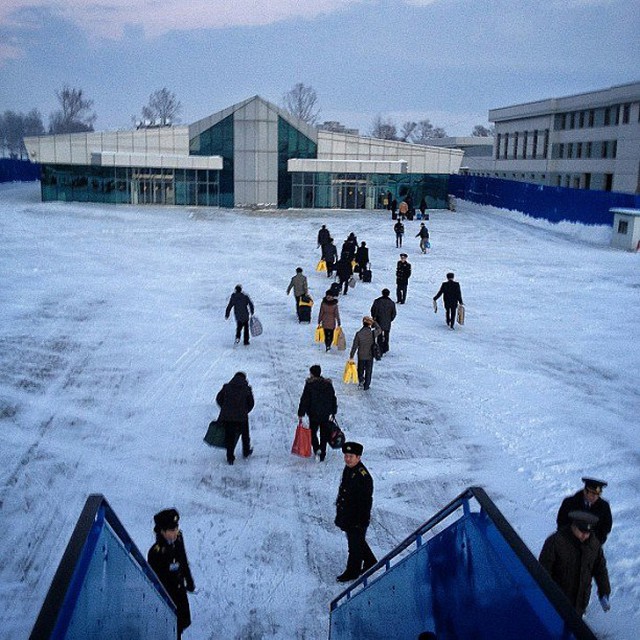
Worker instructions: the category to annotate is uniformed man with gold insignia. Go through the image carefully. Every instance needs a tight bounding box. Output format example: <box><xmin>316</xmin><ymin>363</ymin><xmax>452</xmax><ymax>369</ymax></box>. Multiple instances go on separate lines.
<box><xmin>556</xmin><ymin>477</ymin><xmax>613</xmax><ymax>545</ymax></box>
<box><xmin>334</xmin><ymin>441</ymin><xmax>377</xmax><ymax>582</ymax></box>
<box><xmin>148</xmin><ymin>508</ymin><xmax>195</xmax><ymax>638</ymax></box>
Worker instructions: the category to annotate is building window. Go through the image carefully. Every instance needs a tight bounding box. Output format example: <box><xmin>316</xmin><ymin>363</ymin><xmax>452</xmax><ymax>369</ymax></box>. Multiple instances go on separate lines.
<box><xmin>495</xmin><ymin>133</ymin><xmax>501</xmax><ymax>159</ymax></box>
<box><xmin>584</xmin><ymin>173</ymin><xmax>591</xmax><ymax>190</ymax></box>
<box><xmin>605</xmin><ymin>174</ymin><xmax>613</xmax><ymax>191</ymax></box>
<box><xmin>618</xmin><ymin>219</ymin><xmax>629</xmax><ymax>234</ymax></box>
<box><xmin>613</xmin><ymin>105</ymin><xmax>620</xmax><ymax>125</ymax></box>
<box><xmin>532</xmin><ymin>130</ymin><xmax>538</xmax><ymax>158</ymax></box>
<box><xmin>568</xmin><ymin>112</ymin><xmax>575</xmax><ymax>129</ymax></box>
<box><xmin>558</xmin><ymin>143</ymin><xmax>564</xmax><ymax>159</ymax></box>
<box><xmin>578</xmin><ymin>111</ymin><xmax>585</xmax><ymax>128</ymax></box>
<box><xmin>513</xmin><ymin>132</ymin><xmax>519</xmax><ymax>159</ymax></box>
<box><xmin>612</xmin><ymin>140</ymin><xmax>617</xmax><ymax>158</ymax></box>
<box><xmin>567</xmin><ymin>143</ymin><xmax>573</xmax><ymax>159</ymax></box>
<box><xmin>554</xmin><ymin>113</ymin><xmax>566</xmax><ymax>130</ymax></box>
<box><xmin>576</xmin><ymin>142</ymin><xmax>582</xmax><ymax>158</ymax></box>
<box><xmin>622</xmin><ymin>103</ymin><xmax>630</xmax><ymax>124</ymax></box>
<box><xmin>586</xmin><ymin>141</ymin><xmax>592</xmax><ymax>158</ymax></box>
<box><xmin>503</xmin><ymin>133</ymin><xmax>509</xmax><ymax>158</ymax></box>
<box><xmin>588</xmin><ymin>110</ymin><xmax>595</xmax><ymax>127</ymax></box>
<box><xmin>523</xmin><ymin>131</ymin><xmax>528</xmax><ymax>159</ymax></box>
<box><xmin>543</xmin><ymin>129</ymin><xmax>549</xmax><ymax>158</ymax></box>
<box><xmin>594</xmin><ymin>108</ymin><xmax>605</xmax><ymax>127</ymax></box>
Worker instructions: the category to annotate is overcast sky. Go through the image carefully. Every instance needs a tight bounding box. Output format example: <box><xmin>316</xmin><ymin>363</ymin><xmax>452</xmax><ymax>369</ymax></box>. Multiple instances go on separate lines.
<box><xmin>1</xmin><ymin>0</ymin><xmax>638</xmax><ymax>136</ymax></box>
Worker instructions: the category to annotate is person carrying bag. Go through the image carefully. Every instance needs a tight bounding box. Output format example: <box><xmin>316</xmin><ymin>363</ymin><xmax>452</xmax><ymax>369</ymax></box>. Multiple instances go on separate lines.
<box><xmin>291</xmin><ymin>419</ymin><xmax>313</xmax><ymax>458</ymax></box>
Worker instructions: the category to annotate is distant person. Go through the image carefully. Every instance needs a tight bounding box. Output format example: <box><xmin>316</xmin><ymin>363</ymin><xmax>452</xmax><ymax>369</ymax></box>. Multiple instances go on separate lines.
<box><xmin>386</xmin><ymin>191</ymin><xmax>393</xmax><ymax>211</ymax></box>
<box><xmin>433</xmin><ymin>272</ymin><xmax>463</xmax><ymax>329</ymax></box>
<box><xmin>355</xmin><ymin>241</ymin><xmax>369</xmax><ymax>279</ymax></box>
<box><xmin>335</xmin><ymin>256</ymin><xmax>353</xmax><ymax>295</ymax></box>
<box><xmin>539</xmin><ymin>511</ymin><xmax>611</xmax><ymax>616</ymax></box>
<box><xmin>419</xmin><ymin>197</ymin><xmax>427</xmax><ymax>219</ymax></box>
<box><xmin>286</xmin><ymin>267</ymin><xmax>309</xmax><ymax>321</ymax></box>
<box><xmin>391</xmin><ymin>198</ymin><xmax>398</xmax><ymax>218</ymax></box>
<box><xmin>416</xmin><ymin>223</ymin><xmax>430</xmax><ymax>253</ymax></box>
<box><xmin>398</xmin><ymin>200</ymin><xmax>409</xmax><ymax>220</ymax></box>
<box><xmin>349</xmin><ymin>316</ymin><xmax>382</xmax><ymax>391</ymax></box>
<box><xmin>370</xmin><ymin>289</ymin><xmax>397</xmax><ymax>355</ymax></box>
<box><xmin>225</xmin><ymin>284</ymin><xmax>254</xmax><ymax>345</ymax></box>
<box><xmin>395</xmin><ymin>253</ymin><xmax>412</xmax><ymax>304</ymax></box>
<box><xmin>322</xmin><ymin>238</ymin><xmax>338</xmax><ymax>278</ymax></box>
<box><xmin>557</xmin><ymin>478</ymin><xmax>612</xmax><ymax>545</ymax></box>
<box><xmin>216</xmin><ymin>371</ymin><xmax>255</xmax><ymax>465</ymax></box>
<box><xmin>341</xmin><ymin>233</ymin><xmax>358</xmax><ymax>262</ymax></box>
<box><xmin>394</xmin><ymin>220</ymin><xmax>405</xmax><ymax>248</ymax></box>
<box><xmin>317</xmin><ymin>224</ymin><xmax>331</xmax><ymax>249</ymax></box>
<box><xmin>148</xmin><ymin>508</ymin><xmax>195</xmax><ymax>638</ymax></box>
<box><xmin>335</xmin><ymin>441</ymin><xmax>377</xmax><ymax>582</ymax></box>
<box><xmin>297</xmin><ymin>364</ymin><xmax>338</xmax><ymax>462</ymax></box>
<box><xmin>318</xmin><ymin>290</ymin><xmax>341</xmax><ymax>352</ymax></box>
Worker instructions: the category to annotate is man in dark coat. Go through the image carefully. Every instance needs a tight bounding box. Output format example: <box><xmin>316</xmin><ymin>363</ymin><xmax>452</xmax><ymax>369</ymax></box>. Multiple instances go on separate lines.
<box><xmin>148</xmin><ymin>508</ymin><xmax>195</xmax><ymax>638</ymax></box>
<box><xmin>433</xmin><ymin>272</ymin><xmax>463</xmax><ymax>329</ymax></box>
<box><xmin>335</xmin><ymin>441</ymin><xmax>377</xmax><ymax>582</ymax></box>
<box><xmin>349</xmin><ymin>316</ymin><xmax>382</xmax><ymax>391</ymax></box>
<box><xmin>370</xmin><ymin>289</ymin><xmax>397</xmax><ymax>355</ymax></box>
<box><xmin>557</xmin><ymin>477</ymin><xmax>613</xmax><ymax>545</ymax></box>
<box><xmin>225</xmin><ymin>284</ymin><xmax>255</xmax><ymax>345</ymax></box>
<box><xmin>416</xmin><ymin>222</ymin><xmax>430</xmax><ymax>253</ymax></box>
<box><xmin>354</xmin><ymin>241</ymin><xmax>369</xmax><ymax>279</ymax></box>
<box><xmin>341</xmin><ymin>233</ymin><xmax>358</xmax><ymax>262</ymax></box>
<box><xmin>395</xmin><ymin>253</ymin><xmax>412</xmax><ymax>304</ymax></box>
<box><xmin>297</xmin><ymin>364</ymin><xmax>338</xmax><ymax>462</ymax></box>
<box><xmin>322</xmin><ymin>238</ymin><xmax>338</xmax><ymax>278</ymax></box>
<box><xmin>335</xmin><ymin>256</ymin><xmax>353</xmax><ymax>295</ymax></box>
<box><xmin>539</xmin><ymin>511</ymin><xmax>611</xmax><ymax>616</ymax></box>
<box><xmin>394</xmin><ymin>220</ymin><xmax>405</xmax><ymax>248</ymax></box>
<box><xmin>317</xmin><ymin>224</ymin><xmax>331</xmax><ymax>249</ymax></box>
<box><xmin>216</xmin><ymin>371</ymin><xmax>255</xmax><ymax>465</ymax></box>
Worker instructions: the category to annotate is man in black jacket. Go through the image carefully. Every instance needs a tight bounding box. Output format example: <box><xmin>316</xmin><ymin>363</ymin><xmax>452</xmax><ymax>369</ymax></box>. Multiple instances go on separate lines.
<box><xmin>225</xmin><ymin>284</ymin><xmax>255</xmax><ymax>345</ymax></box>
<box><xmin>335</xmin><ymin>441</ymin><xmax>377</xmax><ymax>582</ymax></box>
<box><xmin>297</xmin><ymin>364</ymin><xmax>338</xmax><ymax>462</ymax></box>
<box><xmin>148</xmin><ymin>508</ymin><xmax>195</xmax><ymax>638</ymax></box>
<box><xmin>556</xmin><ymin>477</ymin><xmax>613</xmax><ymax>545</ymax></box>
<box><xmin>216</xmin><ymin>371</ymin><xmax>255</xmax><ymax>464</ymax></box>
<box><xmin>395</xmin><ymin>253</ymin><xmax>412</xmax><ymax>304</ymax></box>
<box><xmin>322</xmin><ymin>238</ymin><xmax>338</xmax><ymax>278</ymax></box>
<box><xmin>335</xmin><ymin>256</ymin><xmax>353</xmax><ymax>295</ymax></box>
<box><xmin>433</xmin><ymin>272</ymin><xmax>463</xmax><ymax>329</ymax></box>
<box><xmin>370</xmin><ymin>289</ymin><xmax>397</xmax><ymax>355</ymax></box>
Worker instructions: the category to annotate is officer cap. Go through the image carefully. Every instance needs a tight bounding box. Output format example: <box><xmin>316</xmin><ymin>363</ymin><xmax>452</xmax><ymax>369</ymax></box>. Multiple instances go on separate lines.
<box><xmin>342</xmin><ymin>441</ymin><xmax>363</xmax><ymax>456</ymax></box>
<box><xmin>568</xmin><ymin>510</ymin><xmax>599</xmax><ymax>532</ymax></box>
<box><xmin>582</xmin><ymin>477</ymin><xmax>608</xmax><ymax>494</ymax></box>
<box><xmin>399</xmin><ymin>253</ymin><xmax>408</xmax><ymax>258</ymax></box>
<box><xmin>154</xmin><ymin>508</ymin><xmax>180</xmax><ymax>532</ymax></box>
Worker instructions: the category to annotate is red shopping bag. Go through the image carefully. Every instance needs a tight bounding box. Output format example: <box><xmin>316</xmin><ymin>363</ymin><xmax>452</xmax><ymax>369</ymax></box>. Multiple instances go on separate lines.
<box><xmin>291</xmin><ymin>420</ymin><xmax>312</xmax><ymax>458</ymax></box>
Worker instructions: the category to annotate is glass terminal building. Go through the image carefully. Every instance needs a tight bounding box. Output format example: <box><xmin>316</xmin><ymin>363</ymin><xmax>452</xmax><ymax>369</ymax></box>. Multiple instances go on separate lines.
<box><xmin>24</xmin><ymin>96</ymin><xmax>463</xmax><ymax>210</ymax></box>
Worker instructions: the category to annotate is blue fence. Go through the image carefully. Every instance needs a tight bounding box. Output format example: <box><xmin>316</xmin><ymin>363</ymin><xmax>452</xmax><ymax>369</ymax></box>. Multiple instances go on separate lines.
<box><xmin>449</xmin><ymin>174</ymin><xmax>640</xmax><ymax>226</ymax></box>
<box><xmin>30</xmin><ymin>495</ymin><xmax>176</xmax><ymax>640</ymax></box>
<box><xmin>0</xmin><ymin>158</ymin><xmax>41</xmax><ymax>183</ymax></box>
<box><xmin>330</xmin><ymin>487</ymin><xmax>597</xmax><ymax>640</ymax></box>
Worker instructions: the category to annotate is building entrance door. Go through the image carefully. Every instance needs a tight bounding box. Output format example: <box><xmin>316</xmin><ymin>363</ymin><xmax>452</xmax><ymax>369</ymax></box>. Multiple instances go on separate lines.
<box><xmin>333</xmin><ymin>180</ymin><xmax>367</xmax><ymax>209</ymax></box>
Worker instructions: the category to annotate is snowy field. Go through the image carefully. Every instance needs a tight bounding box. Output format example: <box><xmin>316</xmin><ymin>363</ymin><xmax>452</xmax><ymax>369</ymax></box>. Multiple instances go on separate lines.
<box><xmin>0</xmin><ymin>182</ymin><xmax>638</xmax><ymax>640</ymax></box>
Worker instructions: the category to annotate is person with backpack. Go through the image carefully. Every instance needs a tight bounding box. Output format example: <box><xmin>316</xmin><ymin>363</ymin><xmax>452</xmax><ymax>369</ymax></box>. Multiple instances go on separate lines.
<box><xmin>393</xmin><ymin>220</ymin><xmax>404</xmax><ymax>248</ymax></box>
<box><xmin>297</xmin><ymin>364</ymin><xmax>338</xmax><ymax>462</ymax></box>
<box><xmin>225</xmin><ymin>284</ymin><xmax>255</xmax><ymax>345</ymax></box>
<box><xmin>416</xmin><ymin>223</ymin><xmax>430</xmax><ymax>253</ymax></box>
<box><xmin>216</xmin><ymin>371</ymin><xmax>255</xmax><ymax>465</ymax></box>
<box><xmin>355</xmin><ymin>241</ymin><xmax>369</xmax><ymax>280</ymax></box>
<box><xmin>349</xmin><ymin>316</ymin><xmax>382</xmax><ymax>391</ymax></box>
<box><xmin>322</xmin><ymin>238</ymin><xmax>338</xmax><ymax>279</ymax></box>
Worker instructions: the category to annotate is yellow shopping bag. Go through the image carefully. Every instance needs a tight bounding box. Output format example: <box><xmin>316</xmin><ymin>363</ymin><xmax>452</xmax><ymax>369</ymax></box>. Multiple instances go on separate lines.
<box><xmin>342</xmin><ymin>359</ymin><xmax>359</xmax><ymax>384</ymax></box>
<box><xmin>316</xmin><ymin>259</ymin><xmax>327</xmax><ymax>272</ymax></box>
<box><xmin>315</xmin><ymin>325</ymin><xmax>325</xmax><ymax>343</ymax></box>
<box><xmin>332</xmin><ymin>326</ymin><xmax>342</xmax><ymax>346</ymax></box>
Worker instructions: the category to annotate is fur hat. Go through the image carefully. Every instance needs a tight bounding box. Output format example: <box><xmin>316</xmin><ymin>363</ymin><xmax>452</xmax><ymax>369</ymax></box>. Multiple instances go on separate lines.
<box><xmin>342</xmin><ymin>441</ymin><xmax>364</xmax><ymax>456</ymax></box>
<box><xmin>154</xmin><ymin>508</ymin><xmax>179</xmax><ymax>532</ymax></box>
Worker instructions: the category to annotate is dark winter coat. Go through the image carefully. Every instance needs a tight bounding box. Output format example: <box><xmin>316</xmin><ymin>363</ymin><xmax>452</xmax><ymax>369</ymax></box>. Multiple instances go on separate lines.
<box><xmin>394</xmin><ymin>221</ymin><xmax>405</xmax><ymax>236</ymax></box>
<box><xmin>539</xmin><ymin>526</ymin><xmax>611</xmax><ymax>615</ymax></box>
<box><xmin>396</xmin><ymin>260</ymin><xmax>412</xmax><ymax>284</ymax></box>
<box><xmin>287</xmin><ymin>273</ymin><xmax>308</xmax><ymax>297</ymax></box>
<box><xmin>433</xmin><ymin>280</ymin><xmax>463</xmax><ymax>308</ymax></box>
<box><xmin>350</xmin><ymin>323</ymin><xmax>382</xmax><ymax>361</ymax></box>
<box><xmin>371</xmin><ymin>296</ymin><xmax>397</xmax><ymax>331</ymax></box>
<box><xmin>419</xmin><ymin>197</ymin><xmax>427</xmax><ymax>214</ymax></box>
<box><xmin>318</xmin><ymin>297</ymin><xmax>340</xmax><ymax>329</ymax></box>
<box><xmin>335</xmin><ymin>461</ymin><xmax>373</xmax><ymax>531</ymax></box>
<box><xmin>216</xmin><ymin>373</ymin><xmax>255</xmax><ymax>422</ymax></box>
<box><xmin>355</xmin><ymin>245</ymin><xmax>369</xmax><ymax>268</ymax></box>
<box><xmin>318</xmin><ymin>227</ymin><xmax>331</xmax><ymax>246</ymax></box>
<box><xmin>148</xmin><ymin>532</ymin><xmax>194</xmax><ymax>633</ymax></box>
<box><xmin>416</xmin><ymin>226</ymin><xmax>430</xmax><ymax>239</ymax></box>
<box><xmin>341</xmin><ymin>238</ymin><xmax>357</xmax><ymax>261</ymax></box>
<box><xmin>336</xmin><ymin>257</ymin><xmax>353</xmax><ymax>283</ymax></box>
<box><xmin>557</xmin><ymin>491</ymin><xmax>613</xmax><ymax>545</ymax></box>
<box><xmin>225</xmin><ymin>291</ymin><xmax>254</xmax><ymax>323</ymax></box>
<box><xmin>322</xmin><ymin>242</ymin><xmax>338</xmax><ymax>265</ymax></box>
<box><xmin>298</xmin><ymin>375</ymin><xmax>338</xmax><ymax>421</ymax></box>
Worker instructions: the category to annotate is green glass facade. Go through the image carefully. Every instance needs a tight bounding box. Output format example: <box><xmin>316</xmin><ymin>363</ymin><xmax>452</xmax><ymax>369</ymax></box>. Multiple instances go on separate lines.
<box><xmin>190</xmin><ymin>114</ymin><xmax>234</xmax><ymax>207</ymax></box>
<box><xmin>277</xmin><ymin>117</ymin><xmax>317</xmax><ymax>208</ymax></box>
<box><xmin>40</xmin><ymin>164</ymin><xmax>220</xmax><ymax>206</ymax></box>
<box><xmin>290</xmin><ymin>172</ymin><xmax>451</xmax><ymax>209</ymax></box>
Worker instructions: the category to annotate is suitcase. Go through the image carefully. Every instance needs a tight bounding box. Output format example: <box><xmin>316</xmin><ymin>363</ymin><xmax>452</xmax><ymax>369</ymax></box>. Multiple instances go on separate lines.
<box><xmin>298</xmin><ymin>303</ymin><xmax>312</xmax><ymax>323</ymax></box>
<box><xmin>361</xmin><ymin>268</ymin><xmax>372</xmax><ymax>283</ymax></box>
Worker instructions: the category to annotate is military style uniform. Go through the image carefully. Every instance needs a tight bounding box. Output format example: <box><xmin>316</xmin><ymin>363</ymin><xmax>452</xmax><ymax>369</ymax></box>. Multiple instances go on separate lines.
<box><xmin>148</xmin><ymin>531</ymin><xmax>195</xmax><ymax>637</ymax></box>
<box><xmin>335</xmin><ymin>459</ymin><xmax>376</xmax><ymax>579</ymax></box>
<box><xmin>557</xmin><ymin>479</ymin><xmax>613</xmax><ymax>545</ymax></box>
<box><xmin>395</xmin><ymin>258</ymin><xmax>412</xmax><ymax>304</ymax></box>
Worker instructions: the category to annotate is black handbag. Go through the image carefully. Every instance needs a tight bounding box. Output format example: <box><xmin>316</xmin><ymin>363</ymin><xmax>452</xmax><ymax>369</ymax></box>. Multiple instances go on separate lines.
<box><xmin>204</xmin><ymin>420</ymin><xmax>226</xmax><ymax>448</ymax></box>
<box><xmin>328</xmin><ymin>418</ymin><xmax>345</xmax><ymax>450</ymax></box>
<box><xmin>372</xmin><ymin>338</ymin><xmax>382</xmax><ymax>361</ymax></box>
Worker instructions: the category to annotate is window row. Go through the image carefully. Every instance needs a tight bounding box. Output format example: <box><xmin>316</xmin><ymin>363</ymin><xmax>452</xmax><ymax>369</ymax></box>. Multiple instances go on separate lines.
<box><xmin>553</xmin><ymin>102</ymin><xmax>636</xmax><ymax>131</ymax></box>
<box><xmin>551</xmin><ymin>140</ymin><xmax>617</xmax><ymax>160</ymax></box>
<box><xmin>495</xmin><ymin>130</ymin><xmax>549</xmax><ymax>160</ymax></box>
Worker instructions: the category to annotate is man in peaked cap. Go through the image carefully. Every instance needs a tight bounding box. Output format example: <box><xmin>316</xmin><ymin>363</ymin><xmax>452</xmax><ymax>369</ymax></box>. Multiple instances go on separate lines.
<box><xmin>334</xmin><ymin>442</ymin><xmax>377</xmax><ymax>582</ymax></box>
<box><xmin>556</xmin><ymin>477</ymin><xmax>612</xmax><ymax>545</ymax></box>
<box><xmin>148</xmin><ymin>508</ymin><xmax>195</xmax><ymax>637</ymax></box>
<box><xmin>539</xmin><ymin>511</ymin><xmax>611</xmax><ymax>615</ymax></box>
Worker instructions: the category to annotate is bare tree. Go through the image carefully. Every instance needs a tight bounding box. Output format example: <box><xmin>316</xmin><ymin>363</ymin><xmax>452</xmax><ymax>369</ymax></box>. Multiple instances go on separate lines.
<box><xmin>282</xmin><ymin>83</ymin><xmax>320</xmax><ymax>125</ymax></box>
<box><xmin>141</xmin><ymin>88</ymin><xmax>182</xmax><ymax>125</ymax></box>
<box><xmin>400</xmin><ymin>121</ymin><xmax>417</xmax><ymax>142</ymax></box>
<box><xmin>370</xmin><ymin>115</ymin><xmax>398</xmax><ymax>140</ymax></box>
<box><xmin>0</xmin><ymin>109</ymin><xmax>44</xmax><ymax>158</ymax></box>
<box><xmin>49</xmin><ymin>86</ymin><xmax>97</xmax><ymax>134</ymax></box>
<box><xmin>471</xmin><ymin>124</ymin><xmax>495</xmax><ymax>137</ymax></box>
<box><xmin>411</xmin><ymin>119</ymin><xmax>447</xmax><ymax>144</ymax></box>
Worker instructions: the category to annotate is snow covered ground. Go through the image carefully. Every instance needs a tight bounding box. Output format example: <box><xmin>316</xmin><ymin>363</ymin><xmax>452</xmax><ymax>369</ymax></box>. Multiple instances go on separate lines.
<box><xmin>0</xmin><ymin>182</ymin><xmax>638</xmax><ymax>639</ymax></box>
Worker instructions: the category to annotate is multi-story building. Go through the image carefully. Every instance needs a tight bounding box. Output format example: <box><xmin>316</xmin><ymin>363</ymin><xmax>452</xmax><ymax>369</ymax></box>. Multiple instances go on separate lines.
<box><xmin>482</xmin><ymin>82</ymin><xmax>640</xmax><ymax>194</ymax></box>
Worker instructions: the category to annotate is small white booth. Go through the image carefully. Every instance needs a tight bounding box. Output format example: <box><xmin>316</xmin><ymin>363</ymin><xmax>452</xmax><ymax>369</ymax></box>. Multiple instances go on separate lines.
<box><xmin>610</xmin><ymin>208</ymin><xmax>640</xmax><ymax>251</ymax></box>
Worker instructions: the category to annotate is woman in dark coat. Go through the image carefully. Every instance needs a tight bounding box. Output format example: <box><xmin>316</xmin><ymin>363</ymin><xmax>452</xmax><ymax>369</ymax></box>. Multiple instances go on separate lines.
<box><xmin>318</xmin><ymin>291</ymin><xmax>341</xmax><ymax>352</ymax></box>
<box><xmin>355</xmin><ymin>242</ymin><xmax>369</xmax><ymax>279</ymax></box>
<box><xmin>216</xmin><ymin>371</ymin><xmax>255</xmax><ymax>465</ymax></box>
